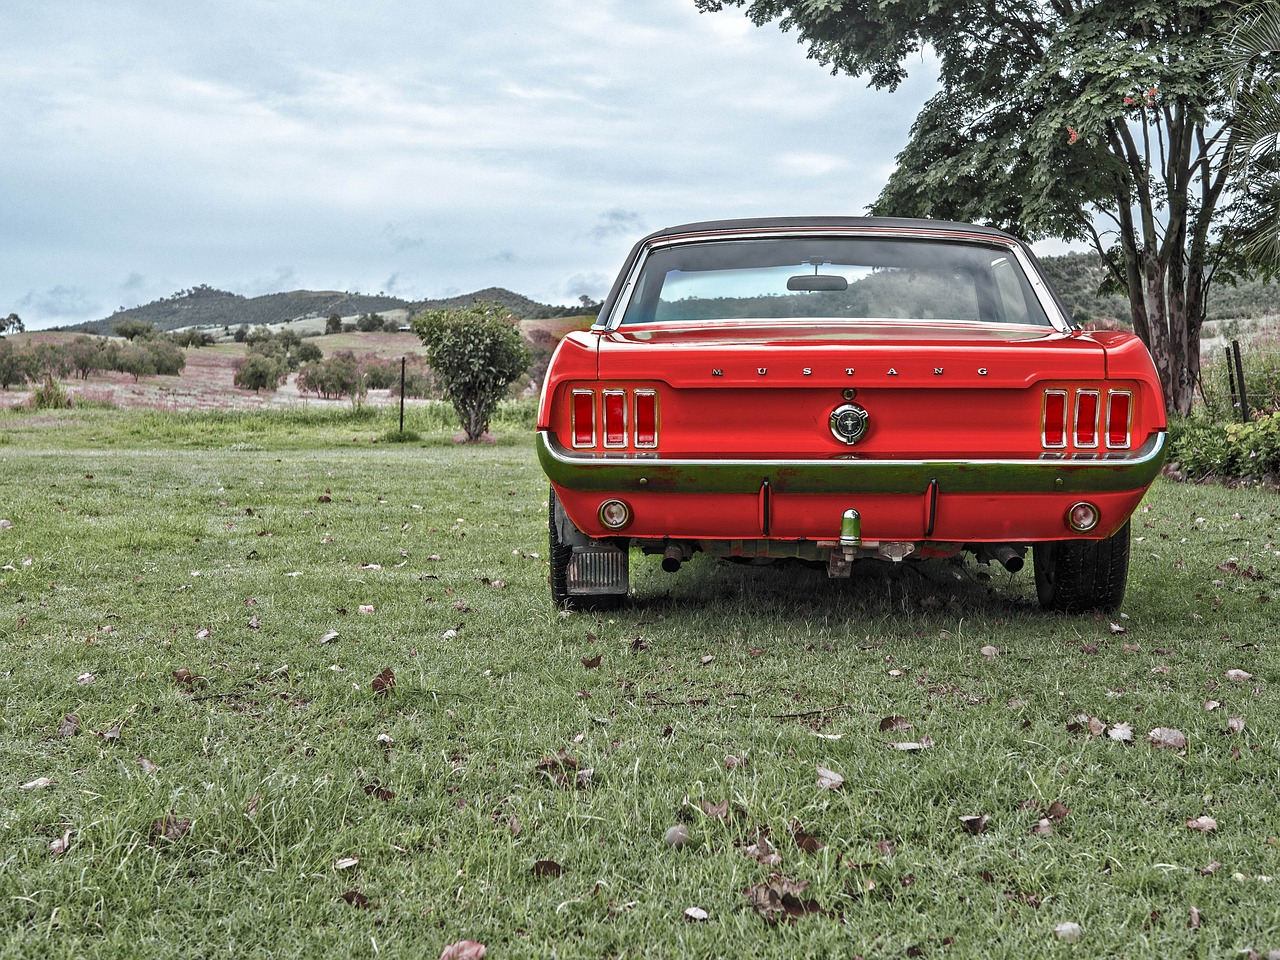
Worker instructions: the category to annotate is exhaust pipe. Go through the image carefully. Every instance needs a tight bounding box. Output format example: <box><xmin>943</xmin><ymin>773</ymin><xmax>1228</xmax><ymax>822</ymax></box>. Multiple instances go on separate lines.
<box><xmin>991</xmin><ymin>545</ymin><xmax>1025</xmax><ymax>573</ymax></box>
<box><xmin>661</xmin><ymin>542</ymin><xmax>685</xmax><ymax>573</ymax></box>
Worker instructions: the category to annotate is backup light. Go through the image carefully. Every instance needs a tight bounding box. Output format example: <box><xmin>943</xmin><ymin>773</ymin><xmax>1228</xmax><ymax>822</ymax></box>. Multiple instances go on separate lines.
<box><xmin>1067</xmin><ymin>501</ymin><xmax>1099</xmax><ymax>532</ymax></box>
<box><xmin>598</xmin><ymin>499</ymin><xmax>632</xmax><ymax>530</ymax></box>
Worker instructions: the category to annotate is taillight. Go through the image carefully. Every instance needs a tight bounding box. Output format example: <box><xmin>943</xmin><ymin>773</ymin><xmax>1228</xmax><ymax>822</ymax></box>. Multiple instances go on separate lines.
<box><xmin>1074</xmin><ymin>390</ymin><xmax>1099</xmax><ymax>448</ymax></box>
<box><xmin>1106</xmin><ymin>391</ymin><xmax>1132</xmax><ymax>449</ymax></box>
<box><xmin>571</xmin><ymin>390</ymin><xmax>595</xmax><ymax>448</ymax></box>
<box><xmin>634</xmin><ymin>390</ymin><xmax>658</xmax><ymax>448</ymax></box>
<box><xmin>602</xmin><ymin>390</ymin><xmax>627</xmax><ymax>447</ymax></box>
<box><xmin>1043</xmin><ymin>390</ymin><xmax>1067</xmax><ymax>448</ymax></box>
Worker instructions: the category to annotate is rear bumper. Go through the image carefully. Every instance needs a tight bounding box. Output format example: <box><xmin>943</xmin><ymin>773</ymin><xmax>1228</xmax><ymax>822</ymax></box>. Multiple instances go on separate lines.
<box><xmin>537</xmin><ymin>430</ymin><xmax>1167</xmax><ymax>497</ymax></box>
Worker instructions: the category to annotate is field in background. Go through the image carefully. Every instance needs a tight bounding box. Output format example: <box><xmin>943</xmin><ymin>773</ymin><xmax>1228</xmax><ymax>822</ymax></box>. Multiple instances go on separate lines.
<box><xmin>1</xmin><ymin>412</ymin><xmax>1278</xmax><ymax>958</ymax></box>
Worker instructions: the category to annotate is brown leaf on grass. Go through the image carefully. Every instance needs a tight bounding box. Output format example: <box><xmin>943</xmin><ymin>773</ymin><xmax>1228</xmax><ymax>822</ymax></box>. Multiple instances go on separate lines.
<box><xmin>879</xmin><ymin>715</ymin><xmax>913</xmax><ymax>732</ymax></box>
<box><xmin>959</xmin><ymin>814</ymin><xmax>990</xmax><ymax>835</ymax></box>
<box><xmin>1188</xmin><ymin>906</ymin><xmax>1202</xmax><ymax>929</ymax></box>
<box><xmin>1225</xmin><ymin>669</ymin><xmax>1254</xmax><ymax>682</ymax></box>
<box><xmin>151</xmin><ymin>814</ymin><xmax>192</xmax><ymax>841</ymax></box>
<box><xmin>1046</xmin><ymin>801</ymin><xmax>1071</xmax><ymax>821</ymax></box>
<box><xmin>1227</xmin><ymin>716</ymin><xmax>1246</xmax><ymax>734</ymax></box>
<box><xmin>439</xmin><ymin>941</ymin><xmax>487</xmax><ymax>960</ymax></box>
<box><xmin>195</xmin><ymin>628</ymin><xmax>211</xmax><ymax>640</ymax></box>
<box><xmin>742</xmin><ymin>837</ymin><xmax>781</xmax><ymax>866</ymax></box>
<box><xmin>980</xmin><ymin>645</ymin><xmax>1000</xmax><ymax>659</ymax></box>
<box><xmin>1148</xmin><ymin>727</ymin><xmax>1187</xmax><ymax>750</ymax></box>
<box><xmin>1031</xmin><ymin>818</ymin><xmax>1055</xmax><ymax>836</ymax></box>
<box><xmin>340</xmin><ymin>889</ymin><xmax>373</xmax><ymax>909</ymax></box>
<box><xmin>172</xmin><ymin>667</ymin><xmax>196</xmax><ymax>687</ymax></box>
<box><xmin>532</xmin><ymin>859</ymin><xmax>563</xmax><ymax>878</ymax></box>
<box><xmin>744</xmin><ymin>875</ymin><xmax>822</xmax><ymax>924</ymax></box>
<box><xmin>630</xmin><ymin>637</ymin><xmax>648</xmax><ymax>652</ymax></box>
<box><xmin>138</xmin><ymin>757</ymin><xmax>159</xmax><ymax>776</ymax></box>
<box><xmin>683</xmin><ymin>906</ymin><xmax>709</xmax><ymax>922</ymax></box>
<box><xmin>317</xmin><ymin>494</ymin><xmax>332</xmax><ymax>503</ymax></box>
<box><xmin>724</xmin><ymin>754</ymin><xmax>744</xmax><ymax>769</ymax></box>
<box><xmin>1200</xmin><ymin>861</ymin><xmax>1222</xmax><ymax>876</ymax></box>
<box><xmin>534</xmin><ymin>750</ymin><xmax>581</xmax><ymax>789</ymax></box>
<box><xmin>1067</xmin><ymin>714</ymin><xmax>1106</xmax><ymax>737</ymax></box>
<box><xmin>1109</xmin><ymin>621</ymin><xmax>1128</xmax><ymax>634</ymax></box>
<box><xmin>1204</xmin><ymin>699</ymin><xmax>1222</xmax><ymax>711</ymax></box>
<box><xmin>98</xmin><ymin>725</ymin><xmax>122</xmax><ymax>742</ymax></box>
<box><xmin>50</xmin><ymin>830</ymin><xmax>72</xmax><ymax>857</ymax></box>
<box><xmin>1217</xmin><ymin>561</ymin><xmax>1264</xmax><ymax>580</ymax></box>
<box><xmin>371</xmin><ymin>668</ymin><xmax>396</xmax><ymax>697</ymax></box>
<box><xmin>364</xmin><ymin>782</ymin><xmax>396</xmax><ymax>802</ymax></box>
<box><xmin>876</xmin><ymin>839</ymin><xmax>897</xmax><ymax>858</ymax></box>
<box><xmin>699</xmin><ymin>799</ymin><xmax>729</xmax><ymax>820</ymax></box>
<box><xmin>575</xmin><ymin>767</ymin><xmax>594</xmax><ymax>788</ymax></box>
<box><xmin>580</xmin><ymin>655</ymin><xmax>601</xmax><ymax>669</ymax></box>
<box><xmin>247</xmin><ymin>615</ymin><xmax>261</xmax><ymax>630</ymax></box>
<box><xmin>76</xmin><ymin>672</ymin><xmax>96</xmax><ymax>685</ymax></box>
<box><xmin>699</xmin><ymin>655</ymin><xmax>715</xmax><ymax>665</ymax></box>
<box><xmin>816</xmin><ymin>765</ymin><xmax>844</xmax><ymax>790</ymax></box>
<box><xmin>57</xmin><ymin>714</ymin><xmax>80</xmax><ymax>738</ymax></box>
<box><xmin>791</xmin><ymin>823</ymin><xmax>823</xmax><ymax>853</ymax></box>
<box><xmin>1186</xmin><ymin>815</ymin><xmax>1218</xmax><ymax>833</ymax></box>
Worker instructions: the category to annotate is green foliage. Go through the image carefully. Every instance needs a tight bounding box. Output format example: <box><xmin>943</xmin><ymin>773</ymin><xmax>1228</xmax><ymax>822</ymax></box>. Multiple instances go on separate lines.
<box><xmin>296</xmin><ymin>351</ymin><xmax>368</xmax><ymax>406</ymax></box>
<box><xmin>412</xmin><ymin>302</ymin><xmax>531</xmax><ymax>440</ymax></box>
<box><xmin>0</xmin><ymin>337</ymin><xmax>33</xmax><ymax>389</ymax></box>
<box><xmin>355</xmin><ymin>312</ymin><xmax>387</xmax><ymax>332</ymax></box>
<box><xmin>325</xmin><ymin>313</ymin><xmax>343</xmax><ymax>334</ymax></box>
<box><xmin>232</xmin><ymin>353</ymin><xmax>288</xmax><ymax>393</ymax></box>
<box><xmin>1169</xmin><ymin>411</ymin><xmax>1280</xmax><ymax>480</ymax></box>
<box><xmin>2</xmin><ymin>312</ymin><xmax>22</xmax><ymax>336</ymax></box>
<box><xmin>28</xmin><ymin>374</ymin><xmax>71</xmax><ymax>409</ymax></box>
<box><xmin>172</xmin><ymin>329</ymin><xmax>213</xmax><ymax>348</ymax></box>
<box><xmin>113</xmin><ymin>318</ymin><xmax>156</xmax><ymax>341</ymax></box>
<box><xmin>696</xmin><ymin>0</ymin><xmax>1255</xmax><ymax>414</ymax></box>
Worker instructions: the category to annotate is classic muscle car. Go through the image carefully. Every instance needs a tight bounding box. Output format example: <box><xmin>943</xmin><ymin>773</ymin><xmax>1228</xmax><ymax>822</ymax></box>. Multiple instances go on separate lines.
<box><xmin>537</xmin><ymin>217</ymin><xmax>1166</xmax><ymax>612</ymax></box>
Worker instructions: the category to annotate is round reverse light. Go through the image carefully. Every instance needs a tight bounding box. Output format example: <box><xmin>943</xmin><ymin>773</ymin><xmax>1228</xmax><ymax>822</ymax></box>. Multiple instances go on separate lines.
<box><xmin>1067</xmin><ymin>501</ymin><xmax>1099</xmax><ymax>532</ymax></box>
<box><xmin>598</xmin><ymin>499</ymin><xmax>632</xmax><ymax>530</ymax></box>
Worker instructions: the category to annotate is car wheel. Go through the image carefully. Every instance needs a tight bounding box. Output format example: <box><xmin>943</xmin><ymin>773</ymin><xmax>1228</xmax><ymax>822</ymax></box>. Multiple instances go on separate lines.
<box><xmin>1033</xmin><ymin>520</ymin><xmax>1130</xmax><ymax>613</ymax></box>
<box><xmin>548</xmin><ymin>486</ymin><xmax>623</xmax><ymax>611</ymax></box>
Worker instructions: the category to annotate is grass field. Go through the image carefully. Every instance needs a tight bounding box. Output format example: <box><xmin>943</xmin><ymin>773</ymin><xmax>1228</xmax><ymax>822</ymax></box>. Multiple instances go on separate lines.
<box><xmin>2</xmin><ymin>409</ymin><xmax>1279</xmax><ymax>959</ymax></box>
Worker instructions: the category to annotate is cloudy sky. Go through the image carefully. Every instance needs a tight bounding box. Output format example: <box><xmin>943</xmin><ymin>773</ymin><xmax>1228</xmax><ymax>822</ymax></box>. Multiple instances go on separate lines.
<box><xmin>2</xmin><ymin>0</ymin><xmax>942</xmax><ymax>329</ymax></box>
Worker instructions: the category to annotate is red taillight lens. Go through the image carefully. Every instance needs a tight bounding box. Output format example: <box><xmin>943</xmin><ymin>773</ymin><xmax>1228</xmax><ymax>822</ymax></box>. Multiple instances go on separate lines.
<box><xmin>634</xmin><ymin>390</ymin><xmax>657</xmax><ymax>448</ymax></box>
<box><xmin>1043</xmin><ymin>390</ymin><xmax>1067</xmax><ymax>448</ymax></box>
<box><xmin>1107</xmin><ymin>391</ymin><xmax>1132</xmax><ymax>448</ymax></box>
<box><xmin>571</xmin><ymin>390</ymin><xmax>595</xmax><ymax>448</ymax></box>
<box><xmin>1074</xmin><ymin>390</ymin><xmax>1099</xmax><ymax>448</ymax></box>
<box><xmin>602</xmin><ymin>390</ymin><xmax>627</xmax><ymax>447</ymax></box>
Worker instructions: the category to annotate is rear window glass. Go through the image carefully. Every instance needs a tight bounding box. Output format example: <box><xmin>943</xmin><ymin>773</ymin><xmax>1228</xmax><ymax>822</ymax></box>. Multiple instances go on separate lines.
<box><xmin>618</xmin><ymin>237</ymin><xmax>1052</xmax><ymax>326</ymax></box>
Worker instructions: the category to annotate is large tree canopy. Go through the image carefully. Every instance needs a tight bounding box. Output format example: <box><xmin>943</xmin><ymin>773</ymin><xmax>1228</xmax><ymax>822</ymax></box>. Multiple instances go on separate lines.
<box><xmin>696</xmin><ymin>0</ymin><xmax>1265</xmax><ymax>414</ymax></box>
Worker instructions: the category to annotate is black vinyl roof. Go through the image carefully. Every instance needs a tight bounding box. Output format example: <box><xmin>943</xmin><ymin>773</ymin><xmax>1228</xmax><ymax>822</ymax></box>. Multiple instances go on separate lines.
<box><xmin>639</xmin><ymin>216</ymin><xmax>1018</xmax><ymax>244</ymax></box>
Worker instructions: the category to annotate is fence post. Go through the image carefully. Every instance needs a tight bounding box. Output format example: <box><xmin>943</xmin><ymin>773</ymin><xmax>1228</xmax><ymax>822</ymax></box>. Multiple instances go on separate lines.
<box><xmin>399</xmin><ymin>357</ymin><xmax>406</xmax><ymax>433</ymax></box>
<box><xmin>1231</xmin><ymin>339</ymin><xmax>1251</xmax><ymax>423</ymax></box>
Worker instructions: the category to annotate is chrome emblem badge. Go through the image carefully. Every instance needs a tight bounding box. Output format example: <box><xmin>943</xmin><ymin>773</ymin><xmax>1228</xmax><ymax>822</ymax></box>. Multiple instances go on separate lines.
<box><xmin>830</xmin><ymin>403</ymin><xmax>869</xmax><ymax>445</ymax></box>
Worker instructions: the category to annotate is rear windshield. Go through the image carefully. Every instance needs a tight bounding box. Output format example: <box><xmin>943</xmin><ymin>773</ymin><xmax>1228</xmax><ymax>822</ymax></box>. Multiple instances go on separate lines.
<box><xmin>618</xmin><ymin>236</ymin><xmax>1053</xmax><ymax>327</ymax></box>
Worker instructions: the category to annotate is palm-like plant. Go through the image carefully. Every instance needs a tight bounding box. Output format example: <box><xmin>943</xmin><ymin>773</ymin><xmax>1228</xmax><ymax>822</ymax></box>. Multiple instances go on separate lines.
<box><xmin>1225</xmin><ymin>2</ymin><xmax>1280</xmax><ymax>274</ymax></box>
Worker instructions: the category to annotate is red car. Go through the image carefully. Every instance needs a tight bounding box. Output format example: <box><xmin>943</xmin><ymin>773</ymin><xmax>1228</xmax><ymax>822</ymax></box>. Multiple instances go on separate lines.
<box><xmin>537</xmin><ymin>218</ymin><xmax>1166</xmax><ymax>612</ymax></box>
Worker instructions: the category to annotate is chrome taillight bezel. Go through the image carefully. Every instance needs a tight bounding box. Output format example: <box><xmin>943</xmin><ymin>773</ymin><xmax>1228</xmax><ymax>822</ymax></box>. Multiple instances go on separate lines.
<box><xmin>1106</xmin><ymin>390</ymin><xmax>1132</xmax><ymax>449</ymax></box>
<box><xmin>1073</xmin><ymin>389</ymin><xmax>1100</xmax><ymax>449</ymax></box>
<box><xmin>571</xmin><ymin>389</ymin><xmax>596</xmax><ymax>449</ymax></box>
<box><xmin>601</xmin><ymin>389</ymin><xmax>628</xmax><ymax>448</ymax></box>
<box><xmin>1042</xmin><ymin>389</ymin><xmax>1068</xmax><ymax>449</ymax></box>
<box><xmin>633</xmin><ymin>389</ymin><xmax>658</xmax><ymax>448</ymax></box>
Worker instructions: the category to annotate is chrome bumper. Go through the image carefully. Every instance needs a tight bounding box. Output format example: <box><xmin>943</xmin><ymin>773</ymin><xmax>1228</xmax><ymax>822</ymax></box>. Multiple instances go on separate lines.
<box><xmin>537</xmin><ymin>431</ymin><xmax>1167</xmax><ymax>496</ymax></box>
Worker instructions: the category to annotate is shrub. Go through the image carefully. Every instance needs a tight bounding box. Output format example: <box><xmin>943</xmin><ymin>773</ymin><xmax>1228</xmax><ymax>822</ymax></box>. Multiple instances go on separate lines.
<box><xmin>233</xmin><ymin>353</ymin><xmax>288</xmax><ymax>393</ymax></box>
<box><xmin>412</xmin><ymin>302</ymin><xmax>531</xmax><ymax>440</ymax></box>
<box><xmin>29</xmin><ymin>375</ymin><xmax>71</xmax><ymax>409</ymax></box>
<box><xmin>1168</xmin><ymin>412</ymin><xmax>1280</xmax><ymax>481</ymax></box>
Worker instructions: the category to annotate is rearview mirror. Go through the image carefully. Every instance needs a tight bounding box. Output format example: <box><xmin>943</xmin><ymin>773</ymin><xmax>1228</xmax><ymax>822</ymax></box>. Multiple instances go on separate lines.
<box><xmin>787</xmin><ymin>274</ymin><xmax>848</xmax><ymax>292</ymax></box>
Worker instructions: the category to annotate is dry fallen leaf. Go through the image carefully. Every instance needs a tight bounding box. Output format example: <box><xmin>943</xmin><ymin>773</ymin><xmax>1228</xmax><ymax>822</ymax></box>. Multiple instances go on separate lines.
<box><xmin>1188</xmin><ymin>906</ymin><xmax>1202</xmax><ymax>929</ymax></box>
<box><xmin>791</xmin><ymin>823</ymin><xmax>823</xmax><ymax>853</ymax></box>
<box><xmin>888</xmin><ymin>737</ymin><xmax>934</xmax><ymax>751</ymax></box>
<box><xmin>340</xmin><ymin>889</ymin><xmax>372</xmax><ymax>909</ymax></box>
<box><xmin>334</xmin><ymin>856</ymin><xmax>360</xmax><ymax>871</ymax></box>
<box><xmin>438</xmin><ymin>941</ymin><xmax>487</xmax><ymax>960</ymax></box>
<box><xmin>699</xmin><ymin>799</ymin><xmax>729</xmax><ymax>820</ymax></box>
<box><xmin>1204</xmin><ymin>699</ymin><xmax>1222</xmax><ymax>711</ymax></box>
<box><xmin>959</xmin><ymin>814</ymin><xmax>990</xmax><ymax>835</ymax></box>
<box><xmin>50</xmin><ymin>830</ymin><xmax>72</xmax><ymax>857</ymax></box>
<box><xmin>816</xmin><ymin>765</ymin><xmax>844</xmax><ymax>790</ymax></box>
<box><xmin>1187</xmin><ymin>815</ymin><xmax>1218</xmax><ymax>833</ymax></box>
<box><xmin>532</xmin><ymin>859</ymin><xmax>563</xmax><ymax>878</ymax></box>
<box><xmin>724</xmin><ymin>754</ymin><xmax>744</xmax><ymax>769</ymax></box>
<box><xmin>138</xmin><ymin>757</ymin><xmax>159</xmax><ymax>776</ymax></box>
<box><xmin>1108</xmin><ymin>722</ymin><xmax>1134</xmax><ymax>743</ymax></box>
<box><xmin>319</xmin><ymin>630</ymin><xmax>340</xmax><ymax>644</ymax></box>
<box><xmin>1148</xmin><ymin>727</ymin><xmax>1188</xmax><ymax>750</ymax></box>
<box><xmin>1046</xmin><ymin>801</ymin><xmax>1071</xmax><ymax>821</ymax></box>
<box><xmin>980</xmin><ymin>645</ymin><xmax>1000</xmax><ymax>659</ymax></box>
<box><xmin>75</xmin><ymin>672</ymin><xmax>96</xmax><ymax>685</ymax></box>
<box><xmin>358</xmin><ymin>604</ymin><xmax>375</xmax><ymax>614</ymax></box>
<box><xmin>1054</xmin><ymin>921</ymin><xmax>1083</xmax><ymax>943</ymax></box>
<box><xmin>371</xmin><ymin>668</ymin><xmax>396</xmax><ymax>697</ymax></box>
<box><xmin>1225</xmin><ymin>669</ymin><xmax>1254</xmax><ymax>682</ymax></box>
<box><xmin>1067</xmin><ymin>714</ymin><xmax>1106</xmax><ymax>737</ymax></box>
<box><xmin>664</xmin><ymin>825</ymin><xmax>691</xmax><ymax>849</ymax></box>
<box><xmin>580</xmin><ymin>655</ymin><xmax>601</xmax><ymax>669</ymax></box>
<box><xmin>699</xmin><ymin>655</ymin><xmax>715</xmax><ymax>665</ymax></box>
<box><xmin>57</xmin><ymin>714</ymin><xmax>80</xmax><ymax>738</ymax></box>
<box><xmin>1032</xmin><ymin>818</ymin><xmax>1055</xmax><ymax>837</ymax></box>
<box><xmin>743</xmin><ymin>837</ymin><xmax>782</xmax><ymax>866</ymax></box>
<box><xmin>684</xmin><ymin>906</ymin><xmax>709</xmax><ymax>922</ymax></box>
<box><xmin>151</xmin><ymin>814</ymin><xmax>192</xmax><ymax>841</ymax></box>
<box><xmin>1227</xmin><ymin>716</ymin><xmax>1246</xmax><ymax>735</ymax></box>
<box><xmin>879</xmin><ymin>715</ymin><xmax>913</xmax><ymax>732</ymax></box>
<box><xmin>19</xmin><ymin>777</ymin><xmax>53</xmax><ymax>790</ymax></box>
<box><xmin>744</xmin><ymin>875</ymin><xmax>822</xmax><ymax>924</ymax></box>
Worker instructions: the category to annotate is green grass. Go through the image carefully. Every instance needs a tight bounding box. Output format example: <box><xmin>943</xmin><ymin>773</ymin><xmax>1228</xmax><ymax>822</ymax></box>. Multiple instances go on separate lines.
<box><xmin>1</xmin><ymin>410</ymin><xmax>1279</xmax><ymax>959</ymax></box>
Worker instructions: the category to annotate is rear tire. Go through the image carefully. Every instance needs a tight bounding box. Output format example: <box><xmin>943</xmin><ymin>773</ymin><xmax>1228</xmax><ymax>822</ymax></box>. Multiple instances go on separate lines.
<box><xmin>549</xmin><ymin>486</ymin><xmax>623</xmax><ymax>612</ymax></box>
<box><xmin>1033</xmin><ymin>521</ymin><xmax>1130</xmax><ymax>613</ymax></box>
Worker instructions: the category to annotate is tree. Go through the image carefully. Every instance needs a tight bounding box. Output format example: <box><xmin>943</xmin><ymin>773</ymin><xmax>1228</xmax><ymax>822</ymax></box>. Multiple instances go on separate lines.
<box><xmin>0</xmin><ymin>338</ymin><xmax>33</xmax><ymax>389</ymax></box>
<box><xmin>2</xmin><ymin>313</ymin><xmax>22</xmax><ymax>336</ymax></box>
<box><xmin>696</xmin><ymin>0</ymin><xmax>1262</xmax><ymax>414</ymax></box>
<box><xmin>233</xmin><ymin>353</ymin><xmax>287</xmax><ymax>393</ymax></box>
<box><xmin>114</xmin><ymin>318</ymin><xmax>155</xmax><ymax>341</ymax></box>
<box><xmin>116</xmin><ymin>342</ymin><xmax>157</xmax><ymax>382</ymax></box>
<box><xmin>1224</xmin><ymin>2</ymin><xmax>1280</xmax><ymax>277</ymax></box>
<box><xmin>326</xmin><ymin>313</ymin><xmax>343</xmax><ymax>334</ymax></box>
<box><xmin>412</xmin><ymin>302</ymin><xmax>531</xmax><ymax>440</ymax></box>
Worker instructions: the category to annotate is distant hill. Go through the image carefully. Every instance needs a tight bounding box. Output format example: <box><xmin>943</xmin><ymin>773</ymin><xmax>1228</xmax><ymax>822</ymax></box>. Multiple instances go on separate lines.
<box><xmin>68</xmin><ymin>285</ymin><xmax>585</xmax><ymax>335</ymax></box>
